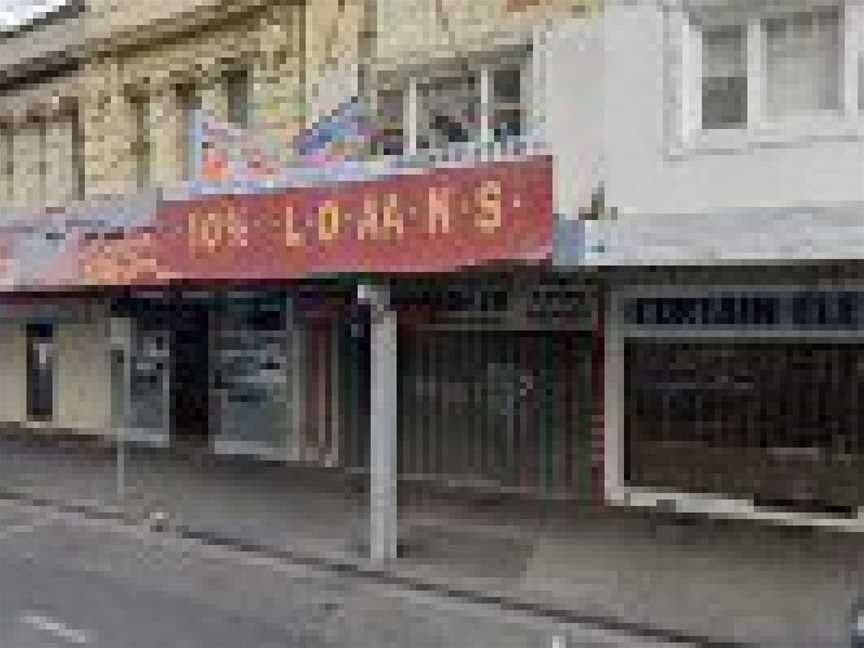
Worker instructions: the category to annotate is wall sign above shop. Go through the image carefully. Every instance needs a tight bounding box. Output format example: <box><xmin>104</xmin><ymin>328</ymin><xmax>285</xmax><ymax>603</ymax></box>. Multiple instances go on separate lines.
<box><xmin>0</xmin><ymin>158</ymin><xmax>552</xmax><ymax>290</ymax></box>
<box><xmin>155</xmin><ymin>157</ymin><xmax>552</xmax><ymax>280</ymax></box>
<box><xmin>623</xmin><ymin>291</ymin><xmax>864</xmax><ymax>330</ymax></box>
<box><xmin>394</xmin><ymin>278</ymin><xmax>596</xmax><ymax>330</ymax></box>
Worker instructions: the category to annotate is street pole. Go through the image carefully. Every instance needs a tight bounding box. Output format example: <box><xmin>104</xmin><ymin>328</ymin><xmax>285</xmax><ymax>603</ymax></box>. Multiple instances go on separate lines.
<box><xmin>360</xmin><ymin>282</ymin><xmax>398</xmax><ymax>563</ymax></box>
<box><xmin>111</xmin><ymin>317</ymin><xmax>131</xmax><ymax>503</ymax></box>
<box><xmin>117</xmin><ymin>411</ymin><xmax>125</xmax><ymax>501</ymax></box>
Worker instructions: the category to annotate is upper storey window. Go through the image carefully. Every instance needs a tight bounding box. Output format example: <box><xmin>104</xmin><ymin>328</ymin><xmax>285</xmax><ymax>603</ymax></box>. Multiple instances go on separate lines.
<box><xmin>375</xmin><ymin>89</ymin><xmax>405</xmax><ymax>156</ymax></box>
<box><xmin>691</xmin><ymin>4</ymin><xmax>845</xmax><ymax>137</ymax></box>
<box><xmin>491</xmin><ymin>67</ymin><xmax>523</xmax><ymax>141</ymax></box>
<box><xmin>701</xmin><ymin>25</ymin><xmax>747</xmax><ymax>129</ymax></box>
<box><xmin>417</xmin><ymin>70</ymin><xmax>481</xmax><ymax>150</ymax></box>
<box><xmin>374</xmin><ymin>52</ymin><xmax>529</xmax><ymax>157</ymax></box>
<box><xmin>763</xmin><ymin>7</ymin><xmax>840</xmax><ymax>119</ymax></box>
<box><xmin>223</xmin><ymin>68</ymin><xmax>251</xmax><ymax>129</ymax></box>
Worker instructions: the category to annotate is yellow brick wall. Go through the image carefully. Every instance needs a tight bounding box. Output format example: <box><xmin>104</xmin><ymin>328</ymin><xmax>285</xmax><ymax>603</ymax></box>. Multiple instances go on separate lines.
<box><xmin>103</xmin><ymin>2</ymin><xmax>304</xmax><ymax>188</ymax></box>
<box><xmin>83</xmin><ymin>0</ymin><xmax>273</xmax><ymax>45</ymax></box>
<box><xmin>0</xmin><ymin>0</ymin><xmax>306</xmax><ymax>205</ymax></box>
<box><xmin>148</xmin><ymin>87</ymin><xmax>185</xmax><ymax>188</ymax></box>
<box><xmin>0</xmin><ymin>0</ymin><xmax>598</xmax><ymax>209</ymax></box>
<box><xmin>11</xmin><ymin>121</ymin><xmax>40</xmax><ymax>207</ymax></box>
<box><xmin>0</xmin><ymin>73</ymin><xmax>84</xmax><ymax>207</ymax></box>
<box><xmin>304</xmin><ymin>0</ymin><xmax>365</xmax><ymax>126</ymax></box>
<box><xmin>0</xmin><ymin>322</ymin><xmax>27</xmax><ymax>424</ymax></box>
<box><xmin>44</xmin><ymin>117</ymin><xmax>77</xmax><ymax>207</ymax></box>
<box><xmin>254</xmin><ymin>2</ymin><xmax>305</xmax><ymax>147</ymax></box>
<box><xmin>374</xmin><ymin>0</ymin><xmax>596</xmax><ymax>67</ymax></box>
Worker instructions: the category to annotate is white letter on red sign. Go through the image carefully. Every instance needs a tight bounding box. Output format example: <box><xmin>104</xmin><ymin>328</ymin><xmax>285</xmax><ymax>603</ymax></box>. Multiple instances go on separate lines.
<box><xmin>475</xmin><ymin>180</ymin><xmax>502</xmax><ymax>234</ymax></box>
<box><xmin>428</xmin><ymin>187</ymin><xmax>451</xmax><ymax>235</ymax></box>
<box><xmin>318</xmin><ymin>200</ymin><xmax>341</xmax><ymax>242</ymax></box>
<box><xmin>357</xmin><ymin>196</ymin><xmax>380</xmax><ymax>241</ymax></box>
<box><xmin>284</xmin><ymin>204</ymin><xmax>304</xmax><ymax>247</ymax></box>
<box><xmin>381</xmin><ymin>194</ymin><xmax>403</xmax><ymax>241</ymax></box>
<box><xmin>188</xmin><ymin>211</ymin><xmax>225</xmax><ymax>255</ymax></box>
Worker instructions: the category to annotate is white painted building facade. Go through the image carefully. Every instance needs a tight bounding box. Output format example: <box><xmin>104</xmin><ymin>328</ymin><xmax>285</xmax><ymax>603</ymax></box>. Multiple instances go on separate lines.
<box><xmin>588</xmin><ymin>0</ymin><xmax>864</xmax><ymax>528</ymax></box>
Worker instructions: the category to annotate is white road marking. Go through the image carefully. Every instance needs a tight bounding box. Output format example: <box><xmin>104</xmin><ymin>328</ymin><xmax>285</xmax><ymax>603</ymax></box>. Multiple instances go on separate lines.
<box><xmin>18</xmin><ymin>612</ymin><xmax>92</xmax><ymax>644</ymax></box>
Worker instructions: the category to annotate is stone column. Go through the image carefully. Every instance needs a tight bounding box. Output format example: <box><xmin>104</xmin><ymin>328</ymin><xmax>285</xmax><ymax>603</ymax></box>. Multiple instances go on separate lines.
<box><xmin>149</xmin><ymin>85</ymin><xmax>184</xmax><ymax>187</ymax></box>
<box><xmin>253</xmin><ymin>5</ymin><xmax>305</xmax><ymax>152</ymax></box>
<box><xmin>80</xmin><ymin>61</ymin><xmax>136</xmax><ymax>198</ymax></box>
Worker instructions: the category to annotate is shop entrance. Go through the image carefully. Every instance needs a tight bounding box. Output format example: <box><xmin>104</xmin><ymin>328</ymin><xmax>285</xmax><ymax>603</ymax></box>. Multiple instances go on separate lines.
<box><xmin>26</xmin><ymin>323</ymin><xmax>54</xmax><ymax>421</ymax></box>
<box><xmin>398</xmin><ymin>328</ymin><xmax>592</xmax><ymax>497</ymax></box>
<box><xmin>170</xmin><ymin>305</ymin><xmax>210</xmax><ymax>450</ymax></box>
<box><xmin>210</xmin><ymin>293</ymin><xmax>297</xmax><ymax>459</ymax></box>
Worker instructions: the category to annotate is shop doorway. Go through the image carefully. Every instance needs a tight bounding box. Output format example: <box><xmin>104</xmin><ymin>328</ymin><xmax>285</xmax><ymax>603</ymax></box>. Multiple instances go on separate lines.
<box><xmin>26</xmin><ymin>323</ymin><xmax>54</xmax><ymax>421</ymax></box>
<box><xmin>170</xmin><ymin>305</ymin><xmax>210</xmax><ymax>450</ymax></box>
<box><xmin>211</xmin><ymin>294</ymin><xmax>296</xmax><ymax>459</ymax></box>
<box><xmin>397</xmin><ymin>328</ymin><xmax>592</xmax><ymax>497</ymax></box>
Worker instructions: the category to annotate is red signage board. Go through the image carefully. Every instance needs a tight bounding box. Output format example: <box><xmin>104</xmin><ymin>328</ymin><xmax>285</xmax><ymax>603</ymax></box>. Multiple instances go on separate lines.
<box><xmin>78</xmin><ymin>156</ymin><xmax>553</xmax><ymax>285</ymax></box>
<box><xmin>8</xmin><ymin>156</ymin><xmax>552</xmax><ymax>288</ymax></box>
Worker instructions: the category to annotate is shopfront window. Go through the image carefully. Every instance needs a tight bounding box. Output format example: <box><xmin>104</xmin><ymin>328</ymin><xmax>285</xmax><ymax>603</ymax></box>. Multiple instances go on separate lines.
<box><xmin>128</xmin><ymin>328</ymin><xmax>169</xmax><ymax>432</ymax></box>
<box><xmin>212</xmin><ymin>293</ymin><xmax>298</xmax><ymax>458</ymax></box>
<box><xmin>624</xmin><ymin>341</ymin><xmax>864</xmax><ymax>509</ymax></box>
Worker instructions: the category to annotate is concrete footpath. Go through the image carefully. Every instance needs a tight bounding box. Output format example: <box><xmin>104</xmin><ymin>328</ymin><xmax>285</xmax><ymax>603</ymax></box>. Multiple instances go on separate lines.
<box><xmin>0</xmin><ymin>431</ymin><xmax>858</xmax><ymax>648</ymax></box>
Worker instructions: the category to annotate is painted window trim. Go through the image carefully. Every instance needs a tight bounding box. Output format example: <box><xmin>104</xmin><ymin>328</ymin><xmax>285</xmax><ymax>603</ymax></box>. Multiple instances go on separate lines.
<box><xmin>668</xmin><ymin>0</ymin><xmax>864</xmax><ymax>158</ymax></box>
<box><xmin>0</xmin><ymin>0</ymin><xmax>85</xmax><ymax>40</ymax></box>
<box><xmin>374</xmin><ymin>49</ymin><xmax>533</xmax><ymax>158</ymax></box>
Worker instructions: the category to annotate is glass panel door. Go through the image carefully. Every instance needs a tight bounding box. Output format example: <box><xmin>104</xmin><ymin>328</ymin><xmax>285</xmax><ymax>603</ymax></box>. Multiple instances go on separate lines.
<box><xmin>212</xmin><ymin>295</ymin><xmax>296</xmax><ymax>458</ymax></box>
<box><xmin>128</xmin><ymin>328</ymin><xmax>169</xmax><ymax>437</ymax></box>
<box><xmin>26</xmin><ymin>323</ymin><xmax>53</xmax><ymax>421</ymax></box>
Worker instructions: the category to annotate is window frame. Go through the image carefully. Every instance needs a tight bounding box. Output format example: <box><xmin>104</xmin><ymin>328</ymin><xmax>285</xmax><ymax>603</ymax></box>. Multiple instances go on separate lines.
<box><xmin>128</xmin><ymin>93</ymin><xmax>152</xmax><ymax>191</ymax></box>
<box><xmin>223</xmin><ymin>67</ymin><xmax>251</xmax><ymax>130</ymax></box>
<box><xmin>699</xmin><ymin>23</ymin><xmax>749</xmax><ymax>130</ymax></box>
<box><xmin>176</xmin><ymin>83</ymin><xmax>201</xmax><ymax>183</ymax></box>
<box><xmin>672</xmin><ymin>0</ymin><xmax>862</xmax><ymax>156</ymax></box>
<box><xmin>373</xmin><ymin>49</ymin><xmax>532</xmax><ymax>158</ymax></box>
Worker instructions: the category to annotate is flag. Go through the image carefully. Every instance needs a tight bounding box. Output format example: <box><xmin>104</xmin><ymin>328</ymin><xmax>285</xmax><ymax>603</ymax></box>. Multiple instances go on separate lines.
<box><xmin>190</xmin><ymin>111</ymin><xmax>284</xmax><ymax>187</ymax></box>
<box><xmin>292</xmin><ymin>97</ymin><xmax>375</xmax><ymax>165</ymax></box>
<box><xmin>186</xmin><ymin>97</ymin><xmax>377</xmax><ymax>192</ymax></box>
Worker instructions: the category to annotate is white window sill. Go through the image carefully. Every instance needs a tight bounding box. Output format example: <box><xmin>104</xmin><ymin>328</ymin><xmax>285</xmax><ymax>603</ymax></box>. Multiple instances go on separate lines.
<box><xmin>668</xmin><ymin>113</ymin><xmax>863</xmax><ymax>159</ymax></box>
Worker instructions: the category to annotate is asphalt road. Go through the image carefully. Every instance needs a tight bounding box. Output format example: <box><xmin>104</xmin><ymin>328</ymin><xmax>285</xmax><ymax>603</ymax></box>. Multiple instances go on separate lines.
<box><xmin>0</xmin><ymin>500</ymin><xmax>688</xmax><ymax>648</ymax></box>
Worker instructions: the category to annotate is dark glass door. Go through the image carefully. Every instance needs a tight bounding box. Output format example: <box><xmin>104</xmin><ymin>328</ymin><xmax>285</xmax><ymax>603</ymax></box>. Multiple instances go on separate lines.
<box><xmin>212</xmin><ymin>299</ymin><xmax>293</xmax><ymax>457</ymax></box>
<box><xmin>170</xmin><ymin>306</ymin><xmax>210</xmax><ymax>449</ymax></box>
<box><xmin>26</xmin><ymin>323</ymin><xmax>54</xmax><ymax>421</ymax></box>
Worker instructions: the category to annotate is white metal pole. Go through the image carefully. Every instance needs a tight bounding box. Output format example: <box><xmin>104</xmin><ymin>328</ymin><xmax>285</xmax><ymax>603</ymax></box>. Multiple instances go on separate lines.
<box><xmin>363</xmin><ymin>283</ymin><xmax>398</xmax><ymax>562</ymax></box>
<box><xmin>406</xmin><ymin>78</ymin><xmax>418</xmax><ymax>157</ymax></box>
<box><xmin>116</xmin><ymin>410</ymin><xmax>126</xmax><ymax>501</ymax></box>
<box><xmin>111</xmin><ymin>317</ymin><xmax>131</xmax><ymax>502</ymax></box>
